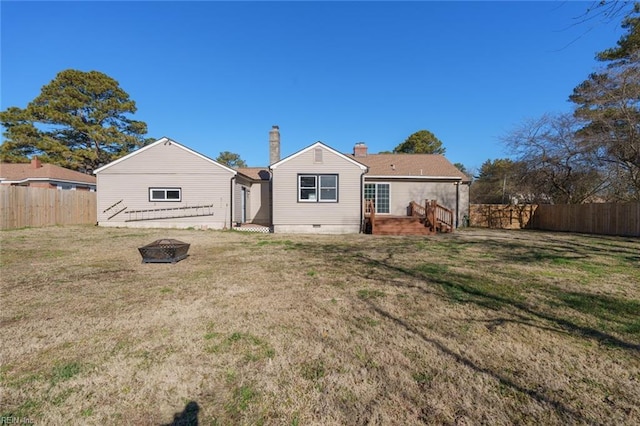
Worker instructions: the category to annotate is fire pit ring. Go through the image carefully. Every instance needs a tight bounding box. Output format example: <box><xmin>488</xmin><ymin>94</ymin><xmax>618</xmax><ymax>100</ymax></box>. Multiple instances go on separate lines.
<box><xmin>138</xmin><ymin>239</ymin><xmax>190</xmax><ymax>263</ymax></box>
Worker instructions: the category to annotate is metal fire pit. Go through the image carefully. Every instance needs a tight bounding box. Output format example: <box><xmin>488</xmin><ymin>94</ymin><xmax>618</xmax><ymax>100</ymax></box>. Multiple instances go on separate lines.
<box><xmin>138</xmin><ymin>239</ymin><xmax>190</xmax><ymax>263</ymax></box>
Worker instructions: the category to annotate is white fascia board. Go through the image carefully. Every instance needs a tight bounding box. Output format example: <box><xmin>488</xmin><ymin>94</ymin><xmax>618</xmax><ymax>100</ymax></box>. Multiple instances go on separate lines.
<box><xmin>93</xmin><ymin>137</ymin><xmax>237</xmax><ymax>176</ymax></box>
<box><xmin>270</xmin><ymin>141</ymin><xmax>368</xmax><ymax>171</ymax></box>
<box><xmin>171</xmin><ymin>141</ymin><xmax>239</xmax><ymax>175</ymax></box>
<box><xmin>365</xmin><ymin>175</ymin><xmax>463</xmax><ymax>180</ymax></box>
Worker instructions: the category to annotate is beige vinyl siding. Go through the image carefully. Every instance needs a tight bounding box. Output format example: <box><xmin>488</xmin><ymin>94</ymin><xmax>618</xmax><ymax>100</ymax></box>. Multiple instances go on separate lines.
<box><xmin>96</xmin><ymin>143</ymin><xmax>235</xmax><ymax>229</ymax></box>
<box><xmin>366</xmin><ymin>178</ymin><xmax>470</xmax><ymax>226</ymax></box>
<box><xmin>272</xmin><ymin>146</ymin><xmax>364</xmax><ymax>233</ymax></box>
<box><xmin>249</xmin><ymin>181</ymin><xmax>271</xmax><ymax>225</ymax></box>
<box><xmin>233</xmin><ymin>181</ymin><xmax>249</xmax><ymax>224</ymax></box>
<box><xmin>233</xmin><ymin>175</ymin><xmax>271</xmax><ymax>226</ymax></box>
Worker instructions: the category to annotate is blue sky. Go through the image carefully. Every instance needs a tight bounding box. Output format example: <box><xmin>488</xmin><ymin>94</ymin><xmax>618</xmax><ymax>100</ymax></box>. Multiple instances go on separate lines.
<box><xmin>0</xmin><ymin>1</ymin><xmax>627</xmax><ymax>171</ymax></box>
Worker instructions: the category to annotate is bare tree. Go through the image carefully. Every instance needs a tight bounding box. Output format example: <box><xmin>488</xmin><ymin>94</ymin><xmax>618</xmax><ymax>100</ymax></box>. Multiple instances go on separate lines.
<box><xmin>503</xmin><ymin>114</ymin><xmax>610</xmax><ymax>204</ymax></box>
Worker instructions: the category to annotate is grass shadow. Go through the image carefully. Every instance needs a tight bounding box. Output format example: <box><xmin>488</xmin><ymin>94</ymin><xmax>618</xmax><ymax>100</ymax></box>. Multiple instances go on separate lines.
<box><xmin>359</xmin><ymin>253</ymin><xmax>640</xmax><ymax>351</ymax></box>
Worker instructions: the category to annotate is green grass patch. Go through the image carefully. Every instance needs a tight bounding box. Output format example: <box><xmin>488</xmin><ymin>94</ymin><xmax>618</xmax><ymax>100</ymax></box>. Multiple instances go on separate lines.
<box><xmin>357</xmin><ymin>289</ymin><xmax>386</xmax><ymax>300</ymax></box>
<box><xmin>257</xmin><ymin>239</ymin><xmax>294</xmax><ymax>247</ymax></box>
<box><xmin>207</xmin><ymin>332</ymin><xmax>275</xmax><ymax>362</ymax></box>
<box><xmin>1</xmin><ymin>398</ymin><xmax>41</xmax><ymax>419</ymax></box>
<box><xmin>50</xmin><ymin>362</ymin><xmax>82</xmax><ymax>386</ymax></box>
<box><xmin>548</xmin><ymin>289</ymin><xmax>640</xmax><ymax>337</ymax></box>
<box><xmin>413</xmin><ymin>371</ymin><xmax>433</xmax><ymax>386</ymax></box>
<box><xmin>225</xmin><ymin>384</ymin><xmax>258</xmax><ymax>418</ymax></box>
<box><xmin>354</xmin><ymin>316</ymin><xmax>380</xmax><ymax>328</ymax></box>
<box><xmin>300</xmin><ymin>359</ymin><xmax>326</xmax><ymax>381</ymax></box>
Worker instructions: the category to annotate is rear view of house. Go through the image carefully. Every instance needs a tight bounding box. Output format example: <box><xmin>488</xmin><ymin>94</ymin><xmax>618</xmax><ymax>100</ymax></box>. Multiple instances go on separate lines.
<box><xmin>94</xmin><ymin>138</ymin><xmax>237</xmax><ymax>229</ymax></box>
<box><xmin>93</xmin><ymin>127</ymin><xmax>470</xmax><ymax>234</ymax></box>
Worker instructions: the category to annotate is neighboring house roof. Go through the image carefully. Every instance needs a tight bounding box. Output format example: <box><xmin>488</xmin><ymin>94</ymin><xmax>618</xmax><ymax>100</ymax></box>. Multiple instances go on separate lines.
<box><xmin>237</xmin><ymin>167</ymin><xmax>270</xmax><ymax>181</ymax></box>
<box><xmin>349</xmin><ymin>153</ymin><xmax>470</xmax><ymax>182</ymax></box>
<box><xmin>0</xmin><ymin>159</ymin><xmax>96</xmax><ymax>186</ymax></box>
<box><xmin>93</xmin><ymin>137</ymin><xmax>238</xmax><ymax>175</ymax></box>
<box><xmin>270</xmin><ymin>141</ymin><xmax>368</xmax><ymax>171</ymax></box>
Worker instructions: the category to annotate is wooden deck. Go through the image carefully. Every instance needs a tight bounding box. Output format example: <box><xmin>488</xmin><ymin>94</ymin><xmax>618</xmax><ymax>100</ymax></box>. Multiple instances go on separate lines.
<box><xmin>364</xmin><ymin>200</ymin><xmax>454</xmax><ymax>235</ymax></box>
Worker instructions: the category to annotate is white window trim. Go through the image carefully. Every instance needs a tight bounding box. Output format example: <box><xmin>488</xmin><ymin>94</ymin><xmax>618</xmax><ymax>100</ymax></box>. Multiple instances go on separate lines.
<box><xmin>298</xmin><ymin>174</ymin><xmax>338</xmax><ymax>203</ymax></box>
<box><xmin>299</xmin><ymin>175</ymin><xmax>317</xmax><ymax>202</ymax></box>
<box><xmin>149</xmin><ymin>187</ymin><xmax>182</xmax><ymax>202</ymax></box>
<box><xmin>365</xmin><ymin>183</ymin><xmax>390</xmax><ymax>214</ymax></box>
<box><xmin>318</xmin><ymin>175</ymin><xmax>337</xmax><ymax>202</ymax></box>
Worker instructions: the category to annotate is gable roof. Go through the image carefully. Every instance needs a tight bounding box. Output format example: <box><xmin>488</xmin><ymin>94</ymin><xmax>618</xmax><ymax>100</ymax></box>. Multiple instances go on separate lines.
<box><xmin>93</xmin><ymin>137</ymin><xmax>237</xmax><ymax>175</ymax></box>
<box><xmin>270</xmin><ymin>141</ymin><xmax>368</xmax><ymax>171</ymax></box>
<box><xmin>349</xmin><ymin>153</ymin><xmax>469</xmax><ymax>181</ymax></box>
<box><xmin>0</xmin><ymin>161</ymin><xmax>96</xmax><ymax>185</ymax></box>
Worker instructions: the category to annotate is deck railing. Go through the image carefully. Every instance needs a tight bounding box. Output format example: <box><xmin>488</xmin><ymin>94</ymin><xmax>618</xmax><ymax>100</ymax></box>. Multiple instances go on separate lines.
<box><xmin>412</xmin><ymin>199</ymin><xmax>454</xmax><ymax>233</ymax></box>
<box><xmin>364</xmin><ymin>199</ymin><xmax>376</xmax><ymax>233</ymax></box>
<box><xmin>431</xmin><ymin>200</ymin><xmax>454</xmax><ymax>232</ymax></box>
<box><xmin>409</xmin><ymin>201</ymin><xmax>426</xmax><ymax>218</ymax></box>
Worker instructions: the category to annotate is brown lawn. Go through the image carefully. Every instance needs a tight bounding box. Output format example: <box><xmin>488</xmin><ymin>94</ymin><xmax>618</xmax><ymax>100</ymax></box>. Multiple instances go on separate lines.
<box><xmin>1</xmin><ymin>226</ymin><xmax>639</xmax><ymax>425</ymax></box>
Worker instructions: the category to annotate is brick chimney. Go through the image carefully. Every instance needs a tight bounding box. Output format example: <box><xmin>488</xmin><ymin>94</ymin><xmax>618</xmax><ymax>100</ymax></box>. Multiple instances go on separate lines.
<box><xmin>31</xmin><ymin>157</ymin><xmax>42</xmax><ymax>169</ymax></box>
<box><xmin>353</xmin><ymin>142</ymin><xmax>368</xmax><ymax>157</ymax></box>
<box><xmin>269</xmin><ymin>125</ymin><xmax>280</xmax><ymax>165</ymax></box>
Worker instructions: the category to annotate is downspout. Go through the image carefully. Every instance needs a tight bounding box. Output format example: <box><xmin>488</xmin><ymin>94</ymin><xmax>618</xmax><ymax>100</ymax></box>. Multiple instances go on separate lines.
<box><xmin>455</xmin><ymin>180</ymin><xmax>460</xmax><ymax>228</ymax></box>
<box><xmin>230</xmin><ymin>175</ymin><xmax>236</xmax><ymax>230</ymax></box>
<box><xmin>360</xmin><ymin>168</ymin><xmax>368</xmax><ymax>233</ymax></box>
<box><xmin>268</xmin><ymin>167</ymin><xmax>274</xmax><ymax>233</ymax></box>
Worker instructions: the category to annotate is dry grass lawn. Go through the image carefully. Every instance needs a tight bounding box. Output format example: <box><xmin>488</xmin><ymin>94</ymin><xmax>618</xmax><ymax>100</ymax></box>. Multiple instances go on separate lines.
<box><xmin>1</xmin><ymin>225</ymin><xmax>639</xmax><ymax>425</ymax></box>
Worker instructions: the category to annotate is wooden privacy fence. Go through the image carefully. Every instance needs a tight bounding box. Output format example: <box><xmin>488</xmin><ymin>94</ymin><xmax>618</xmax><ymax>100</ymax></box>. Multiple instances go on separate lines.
<box><xmin>469</xmin><ymin>204</ymin><xmax>537</xmax><ymax>229</ymax></box>
<box><xmin>529</xmin><ymin>202</ymin><xmax>640</xmax><ymax>237</ymax></box>
<box><xmin>0</xmin><ymin>186</ymin><xmax>97</xmax><ymax>230</ymax></box>
<box><xmin>470</xmin><ymin>203</ymin><xmax>640</xmax><ymax>237</ymax></box>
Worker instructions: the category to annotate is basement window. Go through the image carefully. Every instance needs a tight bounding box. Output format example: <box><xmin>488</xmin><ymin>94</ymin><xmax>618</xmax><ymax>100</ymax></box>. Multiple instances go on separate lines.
<box><xmin>149</xmin><ymin>187</ymin><xmax>182</xmax><ymax>202</ymax></box>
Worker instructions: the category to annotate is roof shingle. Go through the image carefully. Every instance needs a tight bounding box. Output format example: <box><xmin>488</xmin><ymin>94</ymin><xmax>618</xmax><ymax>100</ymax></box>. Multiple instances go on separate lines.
<box><xmin>348</xmin><ymin>153</ymin><xmax>469</xmax><ymax>181</ymax></box>
<box><xmin>0</xmin><ymin>162</ymin><xmax>96</xmax><ymax>184</ymax></box>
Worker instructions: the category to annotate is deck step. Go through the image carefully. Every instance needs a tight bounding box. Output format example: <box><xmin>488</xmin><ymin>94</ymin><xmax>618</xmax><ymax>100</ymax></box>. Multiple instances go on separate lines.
<box><xmin>372</xmin><ymin>217</ymin><xmax>434</xmax><ymax>235</ymax></box>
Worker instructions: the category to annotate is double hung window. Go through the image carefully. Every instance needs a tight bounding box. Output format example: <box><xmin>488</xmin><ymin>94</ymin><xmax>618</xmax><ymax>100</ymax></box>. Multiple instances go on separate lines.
<box><xmin>298</xmin><ymin>174</ymin><xmax>338</xmax><ymax>202</ymax></box>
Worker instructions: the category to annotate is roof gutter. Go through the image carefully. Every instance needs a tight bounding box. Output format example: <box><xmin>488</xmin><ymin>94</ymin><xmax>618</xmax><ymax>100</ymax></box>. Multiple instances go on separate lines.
<box><xmin>0</xmin><ymin>178</ymin><xmax>96</xmax><ymax>186</ymax></box>
<box><xmin>364</xmin><ymin>175</ymin><xmax>463</xmax><ymax>180</ymax></box>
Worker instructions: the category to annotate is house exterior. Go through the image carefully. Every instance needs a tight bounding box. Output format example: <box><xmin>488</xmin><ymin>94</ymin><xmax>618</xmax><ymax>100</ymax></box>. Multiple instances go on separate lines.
<box><xmin>94</xmin><ymin>127</ymin><xmax>470</xmax><ymax>233</ymax></box>
<box><xmin>94</xmin><ymin>137</ymin><xmax>239</xmax><ymax>229</ymax></box>
<box><xmin>349</xmin><ymin>143</ymin><xmax>471</xmax><ymax>228</ymax></box>
<box><xmin>270</xmin><ymin>141</ymin><xmax>368</xmax><ymax>234</ymax></box>
<box><xmin>0</xmin><ymin>158</ymin><xmax>96</xmax><ymax>191</ymax></box>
